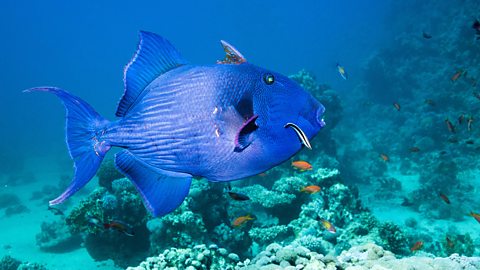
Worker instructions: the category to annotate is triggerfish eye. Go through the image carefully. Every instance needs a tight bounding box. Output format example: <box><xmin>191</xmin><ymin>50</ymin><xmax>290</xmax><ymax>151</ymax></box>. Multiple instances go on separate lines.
<box><xmin>263</xmin><ymin>73</ymin><xmax>275</xmax><ymax>85</ymax></box>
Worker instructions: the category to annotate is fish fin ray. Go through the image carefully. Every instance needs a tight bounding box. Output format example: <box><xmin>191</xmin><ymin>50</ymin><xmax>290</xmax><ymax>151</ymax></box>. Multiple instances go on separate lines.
<box><xmin>217</xmin><ymin>40</ymin><xmax>247</xmax><ymax>65</ymax></box>
<box><xmin>24</xmin><ymin>87</ymin><xmax>110</xmax><ymax>205</ymax></box>
<box><xmin>116</xmin><ymin>31</ymin><xmax>189</xmax><ymax>117</ymax></box>
<box><xmin>115</xmin><ymin>150</ymin><xmax>192</xmax><ymax>217</ymax></box>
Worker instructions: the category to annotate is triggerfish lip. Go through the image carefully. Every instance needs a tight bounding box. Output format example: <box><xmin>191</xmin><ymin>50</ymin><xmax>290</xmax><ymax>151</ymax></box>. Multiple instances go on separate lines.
<box><xmin>284</xmin><ymin>122</ymin><xmax>312</xmax><ymax>150</ymax></box>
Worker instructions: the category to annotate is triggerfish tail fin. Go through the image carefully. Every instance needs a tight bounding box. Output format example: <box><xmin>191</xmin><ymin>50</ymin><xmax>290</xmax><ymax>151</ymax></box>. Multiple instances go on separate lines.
<box><xmin>24</xmin><ymin>87</ymin><xmax>111</xmax><ymax>205</ymax></box>
<box><xmin>115</xmin><ymin>150</ymin><xmax>192</xmax><ymax>217</ymax></box>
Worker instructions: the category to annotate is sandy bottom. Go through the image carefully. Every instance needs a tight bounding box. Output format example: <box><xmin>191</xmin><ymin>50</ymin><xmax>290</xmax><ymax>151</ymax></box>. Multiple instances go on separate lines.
<box><xmin>0</xmin><ymin>157</ymin><xmax>121</xmax><ymax>270</ymax></box>
<box><xmin>358</xmin><ymin>169</ymin><xmax>480</xmax><ymax>246</ymax></box>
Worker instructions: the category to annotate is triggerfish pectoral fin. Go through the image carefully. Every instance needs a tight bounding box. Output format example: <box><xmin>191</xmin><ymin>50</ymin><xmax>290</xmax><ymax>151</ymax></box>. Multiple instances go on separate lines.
<box><xmin>234</xmin><ymin>115</ymin><xmax>258</xmax><ymax>152</ymax></box>
<box><xmin>24</xmin><ymin>87</ymin><xmax>111</xmax><ymax>206</ymax></box>
<box><xmin>115</xmin><ymin>150</ymin><xmax>192</xmax><ymax>217</ymax></box>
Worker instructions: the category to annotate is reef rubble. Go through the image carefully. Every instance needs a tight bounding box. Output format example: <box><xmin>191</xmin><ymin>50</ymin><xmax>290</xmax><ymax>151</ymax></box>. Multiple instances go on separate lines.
<box><xmin>128</xmin><ymin>242</ymin><xmax>480</xmax><ymax>270</ymax></box>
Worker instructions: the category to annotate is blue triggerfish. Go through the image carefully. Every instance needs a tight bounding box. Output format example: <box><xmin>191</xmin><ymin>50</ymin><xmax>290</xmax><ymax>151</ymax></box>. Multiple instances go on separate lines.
<box><xmin>26</xmin><ymin>32</ymin><xmax>326</xmax><ymax>217</ymax></box>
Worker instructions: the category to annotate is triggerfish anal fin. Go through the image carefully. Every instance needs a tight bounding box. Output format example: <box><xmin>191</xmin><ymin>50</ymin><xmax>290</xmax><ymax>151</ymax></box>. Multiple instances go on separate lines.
<box><xmin>115</xmin><ymin>150</ymin><xmax>192</xmax><ymax>217</ymax></box>
<box><xmin>234</xmin><ymin>115</ymin><xmax>258</xmax><ymax>152</ymax></box>
<box><xmin>116</xmin><ymin>31</ymin><xmax>189</xmax><ymax>117</ymax></box>
<box><xmin>24</xmin><ymin>87</ymin><xmax>111</xmax><ymax>206</ymax></box>
<box><xmin>217</xmin><ymin>40</ymin><xmax>247</xmax><ymax>65</ymax></box>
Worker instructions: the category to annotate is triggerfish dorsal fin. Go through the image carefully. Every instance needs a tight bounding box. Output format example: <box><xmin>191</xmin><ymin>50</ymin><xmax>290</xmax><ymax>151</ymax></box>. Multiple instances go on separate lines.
<box><xmin>116</xmin><ymin>31</ymin><xmax>189</xmax><ymax>117</ymax></box>
<box><xmin>115</xmin><ymin>150</ymin><xmax>192</xmax><ymax>217</ymax></box>
<box><xmin>217</xmin><ymin>40</ymin><xmax>247</xmax><ymax>65</ymax></box>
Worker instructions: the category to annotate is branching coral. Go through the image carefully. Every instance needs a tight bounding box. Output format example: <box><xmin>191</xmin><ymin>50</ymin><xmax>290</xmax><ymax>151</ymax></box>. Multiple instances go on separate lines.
<box><xmin>377</xmin><ymin>222</ymin><xmax>408</xmax><ymax>255</ymax></box>
<box><xmin>248</xmin><ymin>225</ymin><xmax>291</xmax><ymax>246</ymax></box>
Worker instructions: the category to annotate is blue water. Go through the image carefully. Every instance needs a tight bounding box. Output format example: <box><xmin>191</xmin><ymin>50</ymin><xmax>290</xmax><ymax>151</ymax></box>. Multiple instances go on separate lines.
<box><xmin>1</xmin><ymin>0</ymin><xmax>389</xmax><ymax>163</ymax></box>
<box><xmin>2</xmin><ymin>0</ymin><xmax>479</xmax><ymax>269</ymax></box>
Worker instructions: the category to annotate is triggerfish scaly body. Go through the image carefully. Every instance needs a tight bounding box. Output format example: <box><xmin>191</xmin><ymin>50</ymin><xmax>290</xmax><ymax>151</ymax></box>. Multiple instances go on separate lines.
<box><xmin>26</xmin><ymin>32</ymin><xmax>326</xmax><ymax>217</ymax></box>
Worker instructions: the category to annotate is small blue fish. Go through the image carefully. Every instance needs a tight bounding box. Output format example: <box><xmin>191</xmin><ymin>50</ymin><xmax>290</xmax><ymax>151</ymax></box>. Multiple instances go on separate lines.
<box><xmin>26</xmin><ymin>32</ymin><xmax>326</xmax><ymax>217</ymax></box>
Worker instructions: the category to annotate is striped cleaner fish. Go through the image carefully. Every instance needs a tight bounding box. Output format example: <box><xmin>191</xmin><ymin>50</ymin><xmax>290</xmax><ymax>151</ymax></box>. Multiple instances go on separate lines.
<box><xmin>26</xmin><ymin>32</ymin><xmax>326</xmax><ymax>217</ymax></box>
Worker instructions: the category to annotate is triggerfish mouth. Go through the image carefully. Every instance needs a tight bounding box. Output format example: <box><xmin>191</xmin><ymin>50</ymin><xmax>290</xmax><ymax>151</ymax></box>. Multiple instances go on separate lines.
<box><xmin>26</xmin><ymin>31</ymin><xmax>326</xmax><ymax>217</ymax></box>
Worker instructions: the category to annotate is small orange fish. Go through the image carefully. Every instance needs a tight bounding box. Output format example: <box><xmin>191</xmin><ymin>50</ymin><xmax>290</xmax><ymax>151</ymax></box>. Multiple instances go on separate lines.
<box><xmin>446</xmin><ymin>236</ymin><xmax>454</xmax><ymax>248</ymax></box>
<box><xmin>468</xmin><ymin>117</ymin><xmax>474</xmax><ymax>131</ymax></box>
<box><xmin>469</xmin><ymin>211</ymin><xmax>480</xmax><ymax>223</ymax></box>
<box><xmin>445</xmin><ymin>119</ymin><xmax>455</xmax><ymax>133</ymax></box>
<box><xmin>439</xmin><ymin>193</ymin><xmax>450</xmax><ymax>204</ymax></box>
<box><xmin>104</xmin><ymin>220</ymin><xmax>135</xmax><ymax>236</ymax></box>
<box><xmin>292</xmin><ymin>161</ymin><xmax>313</xmax><ymax>171</ymax></box>
<box><xmin>232</xmin><ymin>215</ymin><xmax>254</xmax><ymax>228</ymax></box>
<box><xmin>458</xmin><ymin>114</ymin><xmax>464</xmax><ymax>125</ymax></box>
<box><xmin>410</xmin><ymin>241</ymin><xmax>423</xmax><ymax>252</ymax></box>
<box><xmin>409</xmin><ymin>147</ymin><xmax>420</xmax><ymax>152</ymax></box>
<box><xmin>380</xmin><ymin>153</ymin><xmax>389</xmax><ymax>161</ymax></box>
<box><xmin>300</xmin><ymin>185</ymin><xmax>321</xmax><ymax>194</ymax></box>
<box><xmin>451</xmin><ymin>70</ymin><xmax>463</xmax><ymax>82</ymax></box>
<box><xmin>320</xmin><ymin>219</ymin><xmax>336</xmax><ymax>233</ymax></box>
<box><xmin>393</xmin><ymin>102</ymin><xmax>401</xmax><ymax>111</ymax></box>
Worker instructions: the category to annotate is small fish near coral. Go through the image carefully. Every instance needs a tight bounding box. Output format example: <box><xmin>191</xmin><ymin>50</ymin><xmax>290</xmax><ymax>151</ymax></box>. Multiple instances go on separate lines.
<box><xmin>104</xmin><ymin>220</ymin><xmax>135</xmax><ymax>237</ymax></box>
<box><xmin>445</xmin><ymin>119</ymin><xmax>455</xmax><ymax>133</ymax></box>
<box><xmin>380</xmin><ymin>153</ymin><xmax>389</xmax><ymax>162</ymax></box>
<box><xmin>439</xmin><ymin>193</ymin><xmax>450</xmax><ymax>204</ymax></box>
<box><xmin>451</xmin><ymin>69</ymin><xmax>464</xmax><ymax>82</ymax></box>
<box><xmin>225</xmin><ymin>184</ymin><xmax>250</xmax><ymax>201</ymax></box>
<box><xmin>469</xmin><ymin>211</ymin><xmax>480</xmax><ymax>224</ymax></box>
<box><xmin>393</xmin><ymin>102</ymin><xmax>401</xmax><ymax>111</ymax></box>
<box><xmin>26</xmin><ymin>31</ymin><xmax>326</xmax><ymax>217</ymax></box>
<box><xmin>232</xmin><ymin>214</ymin><xmax>254</xmax><ymax>228</ymax></box>
<box><xmin>467</xmin><ymin>117</ymin><xmax>474</xmax><ymax>131</ymax></box>
<box><xmin>336</xmin><ymin>63</ymin><xmax>348</xmax><ymax>80</ymax></box>
<box><xmin>86</xmin><ymin>215</ymin><xmax>103</xmax><ymax>229</ymax></box>
<box><xmin>446</xmin><ymin>236</ymin><xmax>455</xmax><ymax>248</ymax></box>
<box><xmin>292</xmin><ymin>160</ymin><xmax>313</xmax><ymax>171</ymax></box>
<box><xmin>300</xmin><ymin>185</ymin><xmax>321</xmax><ymax>194</ymax></box>
<box><xmin>422</xmin><ymin>31</ymin><xmax>433</xmax><ymax>39</ymax></box>
<box><xmin>47</xmin><ymin>205</ymin><xmax>64</xmax><ymax>216</ymax></box>
<box><xmin>320</xmin><ymin>219</ymin><xmax>336</xmax><ymax>234</ymax></box>
<box><xmin>472</xmin><ymin>19</ymin><xmax>480</xmax><ymax>40</ymax></box>
<box><xmin>410</xmin><ymin>241</ymin><xmax>423</xmax><ymax>252</ymax></box>
<box><xmin>409</xmin><ymin>147</ymin><xmax>420</xmax><ymax>153</ymax></box>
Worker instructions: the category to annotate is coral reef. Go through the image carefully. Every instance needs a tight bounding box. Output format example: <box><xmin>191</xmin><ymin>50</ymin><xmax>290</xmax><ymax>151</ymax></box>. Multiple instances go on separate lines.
<box><xmin>376</xmin><ymin>221</ymin><xmax>408</xmax><ymax>255</ymax></box>
<box><xmin>126</xmin><ymin>244</ymin><xmax>240</xmax><ymax>270</ymax></box>
<box><xmin>65</xmin><ymin>178</ymin><xmax>150</xmax><ymax>267</ymax></box>
<box><xmin>130</xmin><ymin>242</ymin><xmax>480</xmax><ymax>270</ymax></box>
<box><xmin>97</xmin><ymin>157</ymin><xmax>124</xmax><ymax>191</ymax></box>
<box><xmin>0</xmin><ymin>193</ymin><xmax>21</xmax><ymax>209</ymax></box>
<box><xmin>0</xmin><ymin>192</ymin><xmax>29</xmax><ymax>217</ymax></box>
<box><xmin>149</xmin><ymin>198</ymin><xmax>208</xmax><ymax>254</ymax></box>
<box><xmin>0</xmin><ymin>255</ymin><xmax>21</xmax><ymax>270</ymax></box>
<box><xmin>0</xmin><ymin>255</ymin><xmax>47</xmax><ymax>270</ymax></box>
<box><xmin>35</xmin><ymin>220</ymin><xmax>82</xmax><ymax>252</ymax></box>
